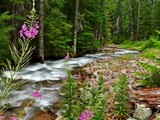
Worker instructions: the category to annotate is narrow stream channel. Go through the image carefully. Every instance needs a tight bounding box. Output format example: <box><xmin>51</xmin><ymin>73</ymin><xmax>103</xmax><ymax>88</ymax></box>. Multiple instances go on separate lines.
<box><xmin>3</xmin><ymin>48</ymin><xmax>139</xmax><ymax>120</ymax></box>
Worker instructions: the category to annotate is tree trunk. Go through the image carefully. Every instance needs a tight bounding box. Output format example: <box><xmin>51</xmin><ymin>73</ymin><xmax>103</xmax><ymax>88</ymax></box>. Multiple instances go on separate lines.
<box><xmin>151</xmin><ymin>0</ymin><xmax>154</xmax><ymax>4</ymax></box>
<box><xmin>91</xmin><ymin>23</ymin><xmax>97</xmax><ymax>53</ymax></box>
<box><xmin>10</xmin><ymin>2</ymin><xmax>17</xmax><ymax>45</ymax></box>
<box><xmin>39</xmin><ymin>0</ymin><xmax>44</xmax><ymax>63</ymax></box>
<box><xmin>73</xmin><ymin>0</ymin><xmax>79</xmax><ymax>56</ymax></box>
<box><xmin>136</xmin><ymin>0</ymin><xmax>140</xmax><ymax>41</ymax></box>
<box><xmin>130</xmin><ymin>0</ymin><xmax>134</xmax><ymax>41</ymax></box>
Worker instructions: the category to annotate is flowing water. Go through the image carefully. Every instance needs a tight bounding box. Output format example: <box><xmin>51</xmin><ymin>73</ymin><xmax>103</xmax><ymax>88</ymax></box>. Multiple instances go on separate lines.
<box><xmin>2</xmin><ymin>48</ymin><xmax>139</xmax><ymax>120</ymax></box>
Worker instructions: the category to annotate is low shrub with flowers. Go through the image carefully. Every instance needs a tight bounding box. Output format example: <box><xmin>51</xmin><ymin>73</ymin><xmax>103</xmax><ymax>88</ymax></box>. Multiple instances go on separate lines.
<box><xmin>61</xmin><ymin>56</ymin><xmax>107</xmax><ymax>120</ymax></box>
<box><xmin>0</xmin><ymin>0</ymin><xmax>39</xmax><ymax>119</ymax></box>
<box><xmin>113</xmin><ymin>75</ymin><xmax>130</xmax><ymax>119</ymax></box>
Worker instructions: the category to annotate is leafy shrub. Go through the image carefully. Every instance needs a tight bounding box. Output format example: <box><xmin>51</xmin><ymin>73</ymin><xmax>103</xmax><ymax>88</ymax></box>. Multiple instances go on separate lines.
<box><xmin>137</xmin><ymin>62</ymin><xmax>160</xmax><ymax>88</ymax></box>
<box><xmin>113</xmin><ymin>75</ymin><xmax>130</xmax><ymax>118</ymax></box>
<box><xmin>140</xmin><ymin>37</ymin><xmax>160</xmax><ymax>51</ymax></box>
<box><xmin>121</xmin><ymin>41</ymin><xmax>145</xmax><ymax>50</ymax></box>
<box><xmin>142</xmin><ymin>49</ymin><xmax>160</xmax><ymax>59</ymax></box>
<box><xmin>60</xmin><ymin>70</ymin><xmax>80</xmax><ymax>119</ymax></box>
<box><xmin>61</xmin><ymin>73</ymin><xmax>107</xmax><ymax>120</ymax></box>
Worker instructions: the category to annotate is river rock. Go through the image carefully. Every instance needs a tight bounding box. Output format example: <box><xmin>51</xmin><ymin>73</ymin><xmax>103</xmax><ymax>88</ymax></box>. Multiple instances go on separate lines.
<box><xmin>133</xmin><ymin>104</ymin><xmax>152</xmax><ymax>120</ymax></box>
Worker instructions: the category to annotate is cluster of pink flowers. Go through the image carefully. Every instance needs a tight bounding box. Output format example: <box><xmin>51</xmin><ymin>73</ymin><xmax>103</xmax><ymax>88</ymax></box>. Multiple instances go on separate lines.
<box><xmin>32</xmin><ymin>91</ymin><xmax>42</xmax><ymax>99</ymax></box>
<box><xmin>0</xmin><ymin>116</ymin><xmax>18</xmax><ymax>120</ymax></box>
<box><xmin>19</xmin><ymin>22</ymin><xmax>39</xmax><ymax>39</ymax></box>
<box><xmin>79</xmin><ymin>110</ymin><xmax>94</xmax><ymax>120</ymax></box>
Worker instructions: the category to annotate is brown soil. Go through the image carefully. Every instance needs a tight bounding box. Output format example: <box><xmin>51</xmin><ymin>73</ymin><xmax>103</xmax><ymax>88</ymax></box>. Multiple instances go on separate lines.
<box><xmin>32</xmin><ymin>111</ymin><xmax>57</xmax><ymax>120</ymax></box>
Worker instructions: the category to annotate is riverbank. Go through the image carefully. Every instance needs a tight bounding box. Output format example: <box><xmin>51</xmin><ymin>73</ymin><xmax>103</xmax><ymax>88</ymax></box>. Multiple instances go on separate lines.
<box><xmin>60</xmin><ymin>47</ymin><xmax>160</xmax><ymax>119</ymax></box>
<box><xmin>2</xmin><ymin>46</ymin><xmax>159</xmax><ymax>120</ymax></box>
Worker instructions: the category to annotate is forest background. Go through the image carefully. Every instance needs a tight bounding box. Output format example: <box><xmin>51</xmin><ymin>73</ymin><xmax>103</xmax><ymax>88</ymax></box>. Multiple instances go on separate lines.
<box><xmin>0</xmin><ymin>0</ymin><xmax>160</xmax><ymax>63</ymax></box>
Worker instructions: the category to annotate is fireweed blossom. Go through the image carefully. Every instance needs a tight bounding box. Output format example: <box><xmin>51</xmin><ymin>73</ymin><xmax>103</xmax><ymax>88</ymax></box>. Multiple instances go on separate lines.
<box><xmin>63</xmin><ymin>75</ymin><xmax>67</xmax><ymax>81</ymax></box>
<box><xmin>32</xmin><ymin>91</ymin><xmax>42</xmax><ymax>99</ymax></box>
<box><xmin>105</xmin><ymin>56</ymin><xmax>112</xmax><ymax>61</ymax></box>
<box><xmin>0</xmin><ymin>115</ymin><xmax>4</xmax><ymax>120</ymax></box>
<box><xmin>79</xmin><ymin>110</ymin><xmax>94</xmax><ymax>120</ymax></box>
<box><xmin>86</xmin><ymin>76</ymin><xmax>91</xmax><ymax>81</ymax></box>
<box><xmin>9</xmin><ymin>116</ymin><xmax>18</xmax><ymax>120</ymax></box>
<box><xmin>64</xmin><ymin>53</ymin><xmax>70</xmax><ymax>61</ymax></box>
<box><xmin>77</xmin><ymin>73</ymin><xmax>82</xmax><ymax>80</ymax></box>
<box><xmin>19</xmin><ymin>22</ymin><xmax>39</xmax><ymax>39</ymax></box>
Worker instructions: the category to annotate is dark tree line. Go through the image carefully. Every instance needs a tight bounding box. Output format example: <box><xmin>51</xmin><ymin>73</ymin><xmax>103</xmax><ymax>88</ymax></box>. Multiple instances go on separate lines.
<box><xmin>0</xmin><ymin>0</ymin><xmax>160</xmax><ymax>62</ymax></box>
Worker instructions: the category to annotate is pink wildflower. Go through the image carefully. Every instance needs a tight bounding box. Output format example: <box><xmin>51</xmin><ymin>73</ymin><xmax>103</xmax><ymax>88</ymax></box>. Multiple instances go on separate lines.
<box><xmin>86</xmin><ymin>76</ymin><xmax>91</xmax><ymax>81</ymax></box>
<box><xmin>64</xmin><ymin>53</ymin><xmax>70</xmax><ymax>61</ymax></box>
<box><xmin>77</xmin><ymin>74</ymin><xmax>82</xmax><ymax>80</ymax></box>
<box><xmin>0</xmin><ymin>115</ymin><xmax>4</xmax><ymax>120</ymax></box>
<box><xmin>9</xmin><ymin>116</ymin><xmax>18</xmax><ymax>120</ymax></box>
<box><xmin>24</xmin><ymin>30</ymin><xmax>32</xmax><ymax>38</ymax></box>
<box><xmin>19</xmin><ymin>22</ymin><xmax>39</xmax><ymax>39</ymax></box>
<box><xmin>22</xmin><ymin>23</ymin><xmax>27</xmax><ymax>31</ymax></box>
<box><xmin>105</xmin><ymin>56</ymin><xmax>112</xmax><ymax>61</ymax></box>
<box><xmin>79</xmin><ymin>110</ymin><xmax>94</xmax><ymax>120</ymax></box>
<box><xmin>35</xmin><ymin>23</ymin><xmax>39</xmax><ymax>28</ymax></box>
<box><xmin>19</xmin><ymin>29</ymin><xmax>24</xmax><ymax>38</ymax></box>
<box><xmin>30</xmin><ymin>27</ymin><xmax>38</xmax><ymax>38</ymax></box>
<box><xmin>32</xmin><ymin>91</ymin><xmax>42</xmax><ymax>99</ymax></box>
<box><xmin>63</xmin><ymin>75</ymin><xmax>67</xmax><ymax>80</ymax></box>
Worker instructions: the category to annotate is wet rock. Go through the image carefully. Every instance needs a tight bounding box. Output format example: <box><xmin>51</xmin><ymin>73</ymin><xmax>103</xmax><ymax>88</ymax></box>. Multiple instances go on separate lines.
<box><xmin>133</xmin><ymin>104</ymin><xmax>152</xmax><ymax>120</ymax></box>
